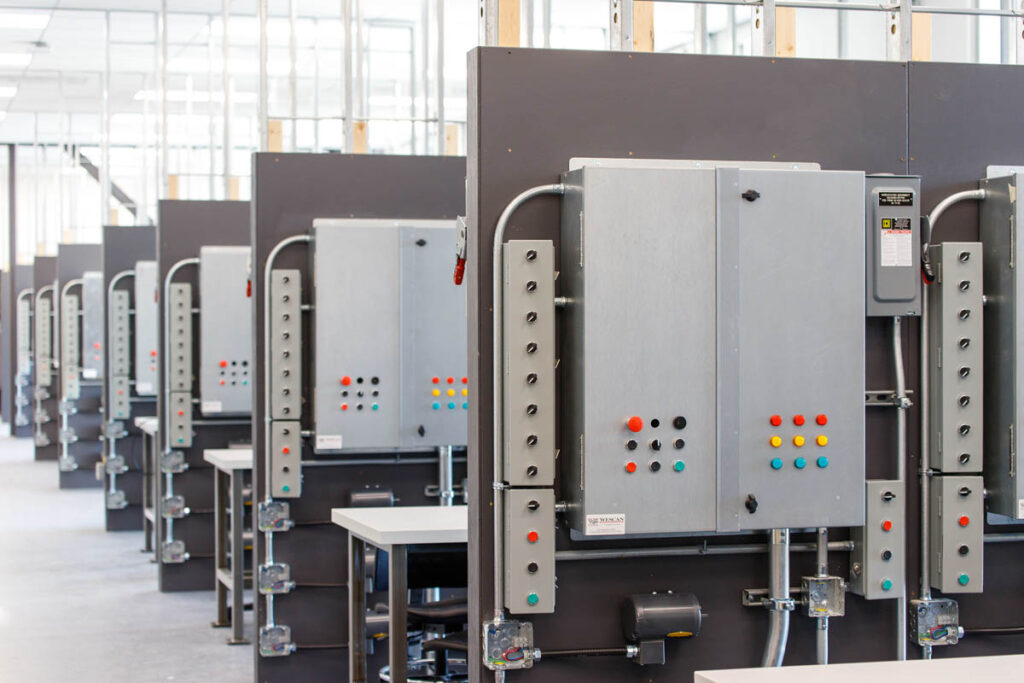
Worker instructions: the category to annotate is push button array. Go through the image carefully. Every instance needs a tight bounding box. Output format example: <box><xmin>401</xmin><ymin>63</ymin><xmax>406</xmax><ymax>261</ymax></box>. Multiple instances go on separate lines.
<box><xmin>767</xmin><ymin>413</ymin><xmax>830</xmax><ymax>470</ymax></box>
<box><xmin>623</xmin><ymin>414</ymin><xmax>687</xmax><ymax>474</ymax></box>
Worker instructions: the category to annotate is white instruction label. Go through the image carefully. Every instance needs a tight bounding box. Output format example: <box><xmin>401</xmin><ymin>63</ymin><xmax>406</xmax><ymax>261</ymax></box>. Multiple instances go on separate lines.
<box><xmin>316</xmin><ymin>434</ymin><xmax>343</xmax><ymax>451</ymax></box>
<box><xmin>1018</xmin><ymin>498</ymin><xmax>1024</xmax><ymax>519</ymax></box>
<box><xmin>82</xmin><ymin>369</ymin><xmax>98</xmax><ymax>380</ymax></box>
<box><xmin>585</xmin><ymin>513</ymin><xmax>626</xmax><ymax>536</ymax></box>
<box><xmin>880</xmin><ymin>217</ymin><xmax>913</xmax><ymax>267</ymax></box>
<box><xmin>201</xmin><ymin>400</ymin><xmax>223</xmax><ymax>414</ymax></box>
<box><xmin>136</xmin><ymin>381</ymin><xmax>153</xmax><ymax>394</ymax></box>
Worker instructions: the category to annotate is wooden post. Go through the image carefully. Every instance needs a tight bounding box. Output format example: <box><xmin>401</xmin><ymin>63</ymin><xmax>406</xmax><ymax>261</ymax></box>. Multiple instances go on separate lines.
<box><xmin>912</xmin><ymin>13</ymin><xmax>932</xmax><ymax>61</ymax></box>
<box><xmin>168</xmin><ymin>174</ymin><xmax>180</xmax><ymax>200</ymax></box>
<box><xmin>776</xmin><ymin>7</ymin><xmax>797</xmax><ymax>57</ymax></box>
<box><xmin>353</xmin><ymin>121</ymin><xmax>368</xmax><ymax>154</ymax></box>
<box><xmin>109</xmin><ymin>209</ymin><xmax>119</xmax><ymax>226</ymax></box>
<box><xmin>498</xmin><ymin>0</ymin><xmax>520</xmax><ymax>47</ymax></box>
<box><xmin>228</xmin><ymin>177</ymin><xmax>240</xmax><ymax>201</ymax></box>
<box><xmin>268</xmin><ymin>119</ymin><xmax>283</xmax><ymax>153</ymax></box>
<box><xmin>633</xmin><ymin>1</ymin><xmax>654</xmax><ymax>52</ymax></box>
<box><xmin>445</xmin><ymin>124</ymin><xmax>461</xmax><ymax>156</ymax></box>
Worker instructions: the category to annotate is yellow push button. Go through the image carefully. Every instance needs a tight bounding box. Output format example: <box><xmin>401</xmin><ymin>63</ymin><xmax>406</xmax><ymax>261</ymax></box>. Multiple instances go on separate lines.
<box><xmin>816</xmin><ymin>435</ymin><xmax>828</xmax><ymax>447</ymax></box>
<box><xmin>432</xmin><ymin>389</ymin><xmax>441</xmax><ymax>397</ymax></box>
<box><xmin>769</xmin><ymin>436</ymin><xmax>783</xmax><ymax>448</ymax></box>
<box><xmin>447</xmin><ymin>389</ymin><xmax>456</xmax><ymax>396</ymax></box>
<box><xmin>793</xmin><ymin>435</ymin><xmax>806</xmax><ymax>447</ymax></box>
<box><xmin>462</xmin><ymin>388</ymin><xmax>469</xmax><ymax>396</ymax></box>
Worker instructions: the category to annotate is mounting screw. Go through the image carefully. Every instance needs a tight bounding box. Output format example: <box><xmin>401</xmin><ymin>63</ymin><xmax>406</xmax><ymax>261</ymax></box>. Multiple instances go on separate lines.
<box><xmin>415</xmin><ymin>238</ymin><xmax>427</xmax><ymax>246</ymax></box>
<box><xmin>741</xmin><ymin>189</ymin><xmax>761</xmax><ymax>202</ymax></box>
<box><xmin>959</xmin><ymin>453</ymin><xmax>971</xmax><ymax>465</ymax></box>
<box><xmin>959</xmin><ymin>251</ymin><xmax>971</xmax><ymax>263</ymax></box>
<box><xmin>526</xmin><ymin>465</ymin><xmax>538</xmax><ymax>478</ymax></box>
<box><xmin>526</xmin><ymin>342</ymin><xmax>538</xmax><ymax>354</ymax></box>
<box><xmin>526</xmin><ymin>249</ymin><xmax>537</xmax><ymax>261</ymax></box>
<box><xmin>526</xmin><ymin>404</ymin><xmax>538</xmax><ymax>415</ymax></box>
<box><xmin>745</xmin><ymin>494</ymin><xmax>758</xmax><ymax>514</ymax></box>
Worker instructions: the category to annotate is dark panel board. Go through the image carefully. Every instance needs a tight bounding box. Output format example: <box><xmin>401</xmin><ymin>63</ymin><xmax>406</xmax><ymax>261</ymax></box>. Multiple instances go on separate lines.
<box><xmin>908</xmin><ymin>61</ymin><xmax>1024</xmax><ymax>658</ymax></box>
<box><xmin>156</xmin><ymin>200</ymin><xmax>250</xmax><ymax>592</ymax></box>
<box><xmin>251</xmin><ymin>153</ymin><xmax>465</xmax><ymax>681</ymax></box>
<box><xmin>1</xmin><ymin>269</ymin><xmax>9</xmax><ymax>424</ymax></box>
<box><xmin>102</xmin><ymin>225</ymin><xmax>157</xmax><ymax>532</ymax></box>
<box><xmin>465</xmin><ymin>48</ymin><xmax>909</xmax><ymax>681</ymax></box>
<box><xmin>33</xmin><ymin>256</ymin><xmax>58</xmax><ymax>462</ymax></box>
<box><xmin>11</xmin><ymin>264</ymin><xmax>34</xmax><ymax>437</ymax></box>
<box><xmin>56</xmin><ymin>244</ymin><xmax>103</xmax><ymax>490</ymax></box>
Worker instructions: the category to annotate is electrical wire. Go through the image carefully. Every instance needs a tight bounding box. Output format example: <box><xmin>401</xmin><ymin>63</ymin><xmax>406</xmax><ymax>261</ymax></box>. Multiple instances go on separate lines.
<box><xmin>964</xmin><ymin>627</ymin><xmax>1024</xmax><ymax>636</ymax></box>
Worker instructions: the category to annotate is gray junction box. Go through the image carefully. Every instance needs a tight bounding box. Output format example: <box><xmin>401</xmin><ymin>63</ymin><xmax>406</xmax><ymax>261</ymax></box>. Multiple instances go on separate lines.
<box><xmin>558</xmin><ymin>160</ymin><xmax>866</xmax><ymax>537</ymax></box>
<box><xmin>865</xmin><ymin>176</ymin><xmax>922</xmax><ymax>317</ymax></box>
<box><xmin>311</xmin><ymin>219</ymin><xmax>468</xmax><ymax>453</ymax></box>
<box><xmin>82</xmin><ymin>271</ymin><xmax>105</xmax><ymax>380</ymax></box>
<box><xmin>198</xmin><ymin>246</ymin><xmax>253</xmax><ymax>416</ymax></box>
<box><xmin>133</xmin><ymin>260</ymin><xmax>159</xmax><ymax>396</ymax></box>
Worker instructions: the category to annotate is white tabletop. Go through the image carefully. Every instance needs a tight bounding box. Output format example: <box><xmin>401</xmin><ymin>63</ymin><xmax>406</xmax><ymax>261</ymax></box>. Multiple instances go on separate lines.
<box><xmin>331</xmin><ymin>506</ymin><xmax>467</xmax><ymax>547</ymax></box>
<box><xmin>695</xmin><ymin>654</ymin><xmax>1024</xmax><ymax>683</ymax></box>
<box><xmin>203</xmin><ymin>448</ymin><xmax>254</xmax><ymax>471</ymax></box>
<box><xmin>134</xmin><ymin>417</ymin><xmax>159</xmax><ymax>435</ymax></box>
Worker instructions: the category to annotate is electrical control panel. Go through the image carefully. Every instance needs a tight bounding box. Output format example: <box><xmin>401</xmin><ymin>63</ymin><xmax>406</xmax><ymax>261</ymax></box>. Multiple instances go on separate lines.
<box><xmin>929</xmin><ymin>475</ymin><xmax>983</xmax><ymax>594</ymax></box>
<box><xmin>865</xmin><ymin>176</ymin><xmax>922</xmax><ymax>317</ymax></box>
<box><xmin>980</xmin><ymin>173</ymin><xmax>1024</xmax><ymax>519</ymax></box>
<box><xmin>17</xmin><ymin>294</ymin><xmax>32</xmax><ymax>377</ymax></box>
<box><xmin>198</xmin><ymin>246</ymin><xmax>252</xmax><ymax>416</ymax></box>
<box><xmin>927</xmin><ymin>243</ymin><xmax>983</xmax><ymax>474</ymax></box>
<box><xmin>850</xmin><ymin>480</ymin><xmax>905</xmax><ymax>600</ymax></box>
<box><xmin>81</xmin><ymin>271</ymin><xmax>104</xmax><ymax>380</ymax></box>
<box><xmin>504</xmin><ymin>488</ymin><xmax>555</xmax><ymax>614</ymax></box>
<box><xmin>503</xmin><ymin>241</ymin><xmax>556</xmax><ymax>487</ymax></box>
<box><xmin>36</xmin><ymin>294</ymin><xmax>52</xmax><ymax>387</ymax></box>
<box><xmin>61</xmin><ymin>292</ymin><xmax>80</xmax><ymax>400</ymax></box>
<box><xmin>558</xmin><ymin>161</ymin><xmax>866</xmax><ymax>537</ymax></box>
<box><xmin>133</xmin><ymin>261</ymin><xmax>159</xmax><ymax>396</ymax></box>
<box><xmin>310</xmin><ymin>219</ymin><xmax>467</xmax><ymax>452</ymax></box>
<box><xmin>108</xmin><ymin>290</ymin><xmax>131</xmax><ymax>419</ymax></box>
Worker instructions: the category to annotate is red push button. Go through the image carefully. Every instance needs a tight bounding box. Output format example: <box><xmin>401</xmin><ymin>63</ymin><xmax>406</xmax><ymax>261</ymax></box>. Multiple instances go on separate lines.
<box><xmin>150</xmin><ymin>350</ymin><xmax>158</xmax><ymax>357</ymax></box>
<box><xmin>816</xmin><ymin>414</ymin><xmax>828</xmax><ymax>426</ymax></box>
<box><xmin>882</xmin><ymin>520</ymin><xmax>893</xmax><ymax>532</ymax></box>
<box><xmin>627</xmin><ymin>416</ymin><xmax>644</xmax><ymax>433</ymax></box>
<box><xmin>959</xmin><ymin>515</ymin><xmax>970</xmax><ymax>527</ymax></box>
<box><xmin>177</xmin><ymin>410</ymin><xmax>184</xmax><ymax>416</ymax></box>
<box><xmin>94</xmin><ymin>342</ymin><xmax>101</xmax><ymax>350</ymax></box>
<box><xmin>219</xmin><ymin>380</ymin><xmax>226</xmax><ymax>385</ymax></box>
<box><xmin>461</xmin><ymin>377</ymin><xmax>468</xmax><ymax>384</ymax></box>
<box><xmin>527</xmin><ymin>531</ymin><xmax>539</xmax><ymax>543</ymax></box>
<box><xmin>219</xmin><ymin>360</ymin><xmax>228</xmax><ymax>368</ymax></box>
<box><xmin>794</xmin><ymin>415</ymin><xmax>806</xmax><ymax>426</ymax></box>
<box><xmin>432</xmin><ymin>376</ymin><xmax>440</xmax><ymax>384</ymax></box>
<box><xmin>341</xmin><ymin>376</ymin><xmax>352</xmax><ymax>386</ymax></box>
<box><xmin>447</xmin><ymin>376</ymin><xmax>455</xmax><ymax>384</ymax></box>
<box><xmin>625</xmin><ymin>461</ymin><xmax>637</xmax><ymax>474</ymax></box>
<box><xmin>282</xmin><ymin>447</ymin><xmax>290</xmax><ymax>455</ymax></box>
<box><xmin>770</xmin><ymin>415</ymin><xmax>782</xmax><ymax>427</ymax></box>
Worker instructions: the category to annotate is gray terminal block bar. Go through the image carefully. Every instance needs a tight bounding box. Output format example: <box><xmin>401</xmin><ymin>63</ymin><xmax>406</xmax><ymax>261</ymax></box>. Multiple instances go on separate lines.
<box><xmin>133</xmin><ymin>261</ymin><xmax>159</xmax><ymax>396</ymax></box>
<box><xmin>167</xmin><ymin>283</ymin><xmax>192</xmax><ymax>393</ymax></box>
<box><xmin>61</xmin><ymin>293</ymin><xmax>80</xmax><ymax>401</ymax></box>
<box><xmin>82</xmin><ymin>271</ymin><xmax>105</xmax><ymax>380</ymax></box>
<box><xmin>269</xmin><ymin>269</ymin><xmax>302</xmax><ymax>421</ymax></box>
<box><xmin>504</xmin><ymin>488</ymin><xmax>555</xmax><ymax>614</ymax></box>
<box><xmin>16</xmin><ymin>294</ymin><xmax>31</xmax><ymax>377</ymax></box>
<box><xmin>927</xmin><ymin>242</ymin><xmax>983</xmax><ymax>474</ymax></box>
<box><xmin>198</xmin><ymin>246</ymin><xmax>252</xmax><ymax>416</ymax></box>
<box><xmin>35</xmin><ymin>295</ymin><xmax>52</xmax><ymax>388</ymax></box>
<box><xmin>929</xmin><ymin>475</ymin><xmax>984</xmax><ymax>594</ymax></box>
<box><xmin>980</xmin><ymin>173</ymin><xmax>1024</xmax><ymax>519</ymax></box>
<box><xmin>849</xmin><ymin>480</ymin><xmax>905</xmax><ymax>600</ymax></box>
<box><xmin>865</xmin><ymin>175</ymin><xmax>922</xmax><ymax>317</ymax></box>
<box><xmin>108</xmin><ymin>290</ymin><xmax>130</xmax><ymax>377</ymax></box>
<box><xmin>503</xmin><ymin>241</ymin><xmax>555</xmax><ymax>488</ymax></box>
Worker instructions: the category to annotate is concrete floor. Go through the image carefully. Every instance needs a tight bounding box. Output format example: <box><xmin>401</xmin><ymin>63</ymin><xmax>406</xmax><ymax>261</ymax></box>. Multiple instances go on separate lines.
<box><xmin>0</xmin><ymin>431</ymin><xmax>253</xmax><ymax>683</ymax></box>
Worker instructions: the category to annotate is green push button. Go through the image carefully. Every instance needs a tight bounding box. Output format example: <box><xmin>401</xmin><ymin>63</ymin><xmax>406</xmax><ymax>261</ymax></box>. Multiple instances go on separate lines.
<box><xmin>794</xmin><ymin>457</ymin><xmax>806</xmax><ymax>469</ymax></box>
<box><xmin>770</xmin><ymin>458</ymin><xmax>783</xmax><ymax>470</ymax></box>
<box><xmin>673</xmin><ymin>460</ymin><xmax>685</xmax><ymax>472</ymax></box>
<box><xmin>881</xmin><ymin>579</ymin><xmax>893</xmax><ymax>591</ymax></box>
<box><xmin>526</xmin><ymin>593</ymin><xmax>539</xmax><ymax>606</ymax></box>
<box><xmin>958</xmin><ymin>573</ymin><xmax>970</xmax><ymax>586</ymax></box>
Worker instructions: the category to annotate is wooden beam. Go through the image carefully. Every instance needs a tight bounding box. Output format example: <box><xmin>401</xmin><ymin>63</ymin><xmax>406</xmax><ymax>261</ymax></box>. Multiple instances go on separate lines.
<box><xmin>109</xmin><ymin>209</ymin><xmax>119</xmax><ymax>226</ymax></box>
<box><xmin>353</xmin><ymin>121</ymin><xmax>368</xmax><ymax>154</ymax></box>
<box><xmin>445</xmin><ymin>124</ymin><xmax>460</xmax><ymax>156</ymax></box>
<box><xmin>633</xmin><ymin>1</ymin><xmax>654</xmax><ymax>52</ymax></box>
<box><xmin>912</xmin><ymin>13</ymin><xmax>932</xmax><ymax>62</ymax></box>
<box><xmin>498</xmin><ymin>0</ymin><xmax>520</xmax><ymax>47</ymax></box>
<box><xmin>168</xmin><ymin>174</ymin><xmax>180</xmax><ymax>200</ymax></box>
<box><xmin>268</xmin><ymin>119</ymin><xmax>283</xmax><ymax>153</ymax></box>
<box><xmin>776</xmin><ymin>7</ymin><xmax>797</xmax><ymax>57</ymax></box>
<box><xmin>228</xmin><ymin>177</ymin><xmax>240</xmax><ymax>201</ymax></box>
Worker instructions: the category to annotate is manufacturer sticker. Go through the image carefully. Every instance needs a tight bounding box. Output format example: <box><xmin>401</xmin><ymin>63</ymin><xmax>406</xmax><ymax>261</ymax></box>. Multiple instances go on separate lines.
<box><xmin>316</xmin><ymin>434</ymin><xmax>343</xmax><ymax>450</ymax></box>
<box><xmin>202</xmin><ymin>400</ymin><xmax>223</xmax><ymax>414</ymax></box>
<box><xmin>878</xmin><ymin>191</ymin><xmax>914</xmax><ymax>207</ymax></box>
<box><xmin>136</xmin><ymin>381</ymin><xmax>153</xmax><ymax>394</ymax></box>
<box><xmin>585</xmin><ymin>513</ymin><xmax>626</xmax><ymax>536</ymax></box>
<box><xmin>881</xmin><ymin>217</ymin><xmax>913</xmax><ymax>267</ymax></box>
<box><xmin>82</xmin><ymin>369</ymin><xmax>98</xmax><ymax>380</ymax></box>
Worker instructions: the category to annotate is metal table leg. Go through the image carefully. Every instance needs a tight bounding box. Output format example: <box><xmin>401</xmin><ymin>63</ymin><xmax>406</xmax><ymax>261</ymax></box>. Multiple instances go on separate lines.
<box><xmin>349</xmin><ymin>534</ymin><xmax>368</xmax><ymax>683</ymax></box>
<box><xmin>152</xmin><ymin>433</ymin><xmax>163</xmax><ymax>567</ymax></box>
<box><xmin>228</xmin><ymin>469</ymin><xmax>249</xmax><ymax>644</ymax></box>
<box><xmin>213</xmin><ymin>467</ymin><xmax>229</xmax><ymax>628</ymax></box>
<box><xmin>389</xmin><ymin>544</ymin><xmax>408</xmax><ymax>683</ymax></box>
<box><xmin>141</xmin><ymin>428</ymin><xmax>152</xmax><ymax>553</ymax></box>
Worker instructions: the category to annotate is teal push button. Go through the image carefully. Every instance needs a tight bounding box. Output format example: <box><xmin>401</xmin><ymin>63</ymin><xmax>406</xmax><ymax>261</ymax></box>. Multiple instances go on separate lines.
<box><xmin>448</xmin><ymin>402</ymin><xmax>456</xmax><ymax>409</ymax></box>
<box><xmin>958</xmin><ymin>573</ymin><xmax>970</xmax><ymax>586</ymax></box>
<box><xmin>526</xmin><ymin>593</ymin><xmax>539</xmax><ymax>606</ymax></box>
<box><xmin>673</xmin><ymin>460</ymin><xmax>685</xmax><ymax>472</ymax></box>
<box><xmin>371</xmin><ymin>403</ymin><xmax>379</xmax><ymax>411</ymax></box>
<box><xmin>462</xmin><ymin>402</ymin><xmax>468</xmax><ymax>409</ymax></box>
<box><xmin>770</xmin><ymin>458</ymin><xmax>783</xmax><ymax>470</ymax></box>
<box><xmin>794</xmin><ymin>457</ymin><xmax>806</xmax><ymax>469</ymax></box>
<box><xmin>432</xmin><ymin>402</ymin><xmax>440</xmax><ymax>410</ymax></box>
<box><xmin>881</xmin><ymin>579</ymin><xmax>893</xmax><ymax>591</ymax></box>
<box><xmin>816</xmin><ymin>456</ymin><xmax>829</xmax><ymax>469</ymax></box>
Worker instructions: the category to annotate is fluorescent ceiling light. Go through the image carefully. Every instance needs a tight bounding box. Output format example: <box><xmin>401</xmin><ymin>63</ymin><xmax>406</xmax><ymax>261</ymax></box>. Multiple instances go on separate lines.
<box><xmin>0</xmin><ymin>53</ymin><xmax>32</xmax><ymax>68</ymax></box>
<box><xmin>0</xmin><ymin>86</ymin><xmax>15</xmax><ymax>98</ymax></box>
<box><xmin>0</xmin><ymin>12</ymin><xmax>50</xmax><ymax>30</ymax></box>
<box><xmin>133</xmin><ymin>89</ymin><xmax>257</xmax><ymax>105</ymax></box>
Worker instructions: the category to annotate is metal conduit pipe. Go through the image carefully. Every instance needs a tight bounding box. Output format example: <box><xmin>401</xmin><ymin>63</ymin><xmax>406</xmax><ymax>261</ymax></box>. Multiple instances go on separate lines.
<box><xmin>554</xmin><ymin>539</ymin><xmax>853</xmax><ymax>562</ymax></box>
<box><xmin>815</xmin><ymin>527</ymin><xmax>829</xmax><ymax>665</ymax></box>
<box><xmin>490</xmin><ymin>183</ymin><xmax>565</xmax><ymax>625</ymax></box>
<box><xmin>762</xmin><ymin>528</ymin><xmax>791</xmax><ymax>667</ymax></box>
<box><xmin>892</xmin><ymin>315</ymin><xmax>908</xmax><ymax>661</ymax></box>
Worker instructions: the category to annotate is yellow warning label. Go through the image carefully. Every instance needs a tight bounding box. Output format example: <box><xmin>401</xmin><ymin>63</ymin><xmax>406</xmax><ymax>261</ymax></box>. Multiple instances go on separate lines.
<box><xmin>881</xmin><ymin>218</ymin><xmax>892</xmax><ymax>229</ymax></box>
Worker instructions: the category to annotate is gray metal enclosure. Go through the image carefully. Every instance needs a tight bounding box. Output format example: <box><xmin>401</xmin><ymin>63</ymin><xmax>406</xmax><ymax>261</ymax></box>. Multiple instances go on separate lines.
<box><xmin>56</xmin><ymin>243</ymin><xmax>103</xmax><ymax>489</ymax></box>
<box><xmin>155</xmin><ymin>200</ymin><xmax>251</xmax><ymax>592</ymax></box>
<box><xmin>33</xmin><ymin>256</ymin><xmax>58</xmax><ymax>461</ymax></box>
<box><xmin>464</xmin><ymin>49</ymin><xmax>1024</xmax><ymax>681</ymax></box>
<box><xmin>102</xmin><ymin>225</ymin><xmax>156</xmax><ymax>531</ymax></box>
<box><xmin>250</xmin><ymin>153</ymin><xmax>465</xmax><ymax>682</ymax></box>
<box><xmin>5</xmin><ymin>264</ymin><xmax>34</xmax><ymax>437</ymax></box>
